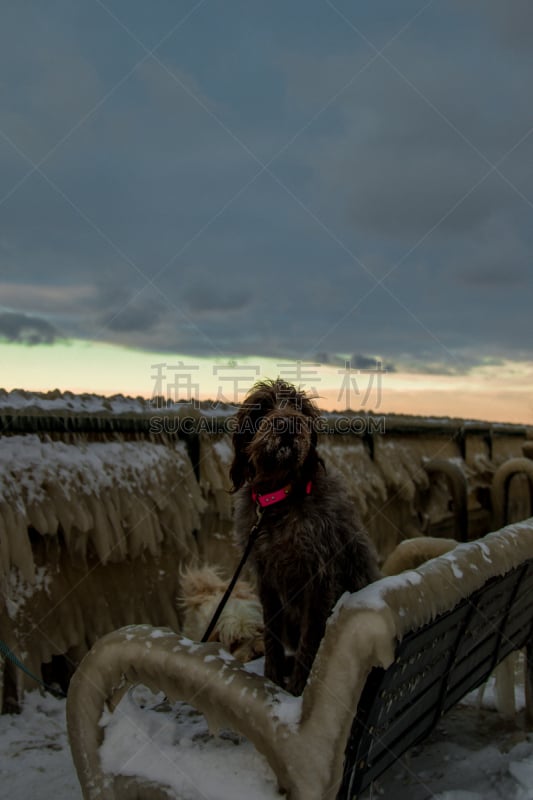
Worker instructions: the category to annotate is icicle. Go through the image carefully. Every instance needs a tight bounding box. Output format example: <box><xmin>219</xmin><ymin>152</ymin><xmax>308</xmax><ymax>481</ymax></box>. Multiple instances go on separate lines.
<box><xmin>106</xmin><ymin>488</ymin><xmax>124</xmax><ymax>539</ymax></box>
<box><xmin>87</xmin><ymin>495</ymin><xmax>113</xmax><ymax>564</ymax></box>
<box><xmin>2</xmin><ymin>504</ymin><xmax>34</xmax><ymax>581</ymax></box>
<box><xmin>26</xmin><ymin>502</ymin><xmax>49</xmax><ymax>535</ymax></box>
<box><xmin>0</xmin><ymin>509</ymin><xmax>10</xmax><ymax>579</ymax></box>
<box><xmin>41</xmin><ymin>497</ymin><xmax>59</xmax><ymax>536</ymax></box>
<box><xmin>140</xmin><ymin>499</ymin><xmax>160</xmax><ymax>557</ymax></box>
<box><xmin>72</xmin><ymin>496</ymin><xmax>93</xmax><ymax>534</ymax></box>
<box><xmin>102</xmin><ymin>492</ymin><xmax>126</xmax><ymax>560</ymax></box>
<box><xmin>199</xmin><ymin>435</ymin><xmax>234</xmax><ymax>521</ymax></box>
<box><xmin>47</xmin><ymin>483</ymin><xmax>76</xmax><ymax>539</ymax></box>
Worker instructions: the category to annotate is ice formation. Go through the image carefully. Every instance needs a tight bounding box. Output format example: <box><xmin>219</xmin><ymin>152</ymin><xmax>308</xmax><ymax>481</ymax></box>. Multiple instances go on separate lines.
<box><xmin>66</xmin><ymin>519</ymin><xmax>533</xmax><ymax>800</ymax></box>
<box><xmin>0</xmin><ymin>434</ymin><xmax>205</xmax><ymax>702</ymax></box>
<box><xmin>1</xmin><ymin>389</ymin><xmax>530</xmax><ymax>714</ymax></box>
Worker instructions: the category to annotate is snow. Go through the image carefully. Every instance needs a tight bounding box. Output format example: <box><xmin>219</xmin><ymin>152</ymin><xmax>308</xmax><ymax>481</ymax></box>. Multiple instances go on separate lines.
<box><xmin>0</xmin><ymin>691</ymin><xmax>82</xmax><ymax>799</ymax></box>
<box><xmin>267</xmin><ymin>691</ymin><xmax>302</xmax><ymax>730</ymax></box>
<box><xmin>1</xmin><ymin>390</ymin><xmax>532</xmax><ymax>798</ymax></box>
<box><xmin>6</xmin><ymin>565</ymin><xmax>51</xmax><ymax>618</ymax></box>
<box><xmin>332</xmin><ymin>570</ymin><xmax>423</xmax><ymax>617</ymax></box>
<box><xmin>2</xmin><ymin>685</ymin><xmax>533</xmax><ymax>800</ymax></box>
<box><xmin>212</xmin><ymin>438</ymin><xmax>234</xmax><ymax>463</ymax></box>
<box><xmin>0</xmin><ymin>388</ymin><xmax>151</xmax><ymax>415</ymax></box>
<box><xmin>0</xmin><ymin>389</ymin><xmax>232</xmax><ymax>417</ymax></box>
<box><xmin>99</xmin><ymin>687</ymin><xmax>281</xmax><ymax>800</ymax></box>
<box><xmin>0</xmin><ymin>431</ymin><xmax>204</xmax><ymax>584</ymax></box>
<box><xmin>0</xmin><ymin>434</ymin><xmax>189</xmax><ymax>504</ymax></box>
<box><xmin>64</xmin><ymin>519</ymin><xmax>533</xmax><ymax>799</ymax></box>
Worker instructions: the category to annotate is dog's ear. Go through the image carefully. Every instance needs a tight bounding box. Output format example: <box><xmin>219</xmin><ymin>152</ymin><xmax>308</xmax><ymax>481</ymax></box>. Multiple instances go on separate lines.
<box><xmin>302</xmin><ymin>447</ymin><xmax>325</xmax><ymax>483</ymax></box>
<box><xmin>229</xmin><ymin>446</ymin><xmax>249</xmax><ymax>492</ymax></box>
<box><xmin>229</xmin><ymin>381</ymin><xmax>278</xmax><ymax>490</ymax></box>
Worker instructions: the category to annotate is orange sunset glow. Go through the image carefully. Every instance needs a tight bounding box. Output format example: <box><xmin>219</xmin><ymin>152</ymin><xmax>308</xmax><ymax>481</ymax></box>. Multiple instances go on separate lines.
<box><xmin>2</xmin><ymin>341</ymin><xmax>532</xmax><ymax>425</ymax></box>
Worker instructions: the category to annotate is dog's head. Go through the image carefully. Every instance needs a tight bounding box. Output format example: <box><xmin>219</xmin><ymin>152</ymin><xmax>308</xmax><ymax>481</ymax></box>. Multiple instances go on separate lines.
<box><xmin>230</xmin><ymin>379</ymin><xmax>323</xmax><ymax>491</ymax></box>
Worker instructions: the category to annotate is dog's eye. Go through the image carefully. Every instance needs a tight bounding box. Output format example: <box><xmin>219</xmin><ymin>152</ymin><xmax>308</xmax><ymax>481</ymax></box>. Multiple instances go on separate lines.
<box><xmin>229</xmin><ymin>640</ymin><xmax>243</xmax><ymax>654</ymax></box>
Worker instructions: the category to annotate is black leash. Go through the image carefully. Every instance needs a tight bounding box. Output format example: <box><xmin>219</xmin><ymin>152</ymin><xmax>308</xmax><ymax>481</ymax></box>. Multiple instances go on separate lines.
<box><xmin>201</xmin><ymin>506</ymin><xmax>264</xmax><ymax>643</ymax></box>
<box><xmin>0</xmin><ymin>638</ymin><xmax>67</xmax><ymax>699</ymax></box>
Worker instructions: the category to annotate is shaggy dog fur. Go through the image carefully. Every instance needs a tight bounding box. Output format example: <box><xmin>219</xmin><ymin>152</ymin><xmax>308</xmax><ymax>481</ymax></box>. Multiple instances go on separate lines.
<box><xmin>230</xmin><ymin>379</ymin><xmax>380</xmax><ymax>696</ymax></box>
<box><xmin>180</xmin><ymin>565</ymin><xmax>264</xmax><ymax>662</ymax></box>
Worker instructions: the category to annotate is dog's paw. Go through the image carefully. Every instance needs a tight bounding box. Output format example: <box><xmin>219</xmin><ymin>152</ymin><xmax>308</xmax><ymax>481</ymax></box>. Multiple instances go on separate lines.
<box><xmin>286</xmin><ymin>672</ymin><xmax>308</xmax><ymax>697</ymax></box>
<box><xmin>265</xmin><ymin>660</ymin><xmax>286</xmax><ymax>688</ymax></box>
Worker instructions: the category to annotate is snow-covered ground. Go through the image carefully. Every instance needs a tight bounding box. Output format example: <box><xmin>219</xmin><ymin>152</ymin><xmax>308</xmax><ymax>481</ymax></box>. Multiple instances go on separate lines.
<box><xmin>2</xmin><ymin>675</ymin><xmax>533</xmax><ymax>800</ymax></box>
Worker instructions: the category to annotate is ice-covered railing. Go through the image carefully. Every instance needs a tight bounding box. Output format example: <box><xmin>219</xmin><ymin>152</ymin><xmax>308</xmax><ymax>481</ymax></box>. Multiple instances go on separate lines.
<box><xmin>0</xmin><ymin>435</ymin><xmax>204</xmax><ymax>580</ymax></box>
<box><xmin>1</xmin><ymin>388</ymin><xmax>529</xmax><ymax>546</ymax></box>
<box><xmin>2</xmin><ymin>389</ymin><xmax>531</xmax><ymax>710</ymax></box>
<box><xmin>1</xmin><ymin>387</ymin><xmax>529</xmax><ymax>434</ymax></box>
<box><xmin>67</xmin><ymin>519</ymin><xmax>533</xmax><ymax>800</ymax></box>
<box><xmin>0</xmin><ymin>433</ymin><xmax>206</xmax><ymax>703</ymax></box>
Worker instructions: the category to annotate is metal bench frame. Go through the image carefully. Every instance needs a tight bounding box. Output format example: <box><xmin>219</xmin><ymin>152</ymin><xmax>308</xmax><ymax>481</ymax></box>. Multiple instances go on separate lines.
<box><xmin>341</xmin><ymin>559</ymin><xmax>533</xmax><ymax>797</ymax></box>
<box><xmin>67</xmin><ymin>519</ymin><xmax>533</xmax><ymax>800</ymax></box>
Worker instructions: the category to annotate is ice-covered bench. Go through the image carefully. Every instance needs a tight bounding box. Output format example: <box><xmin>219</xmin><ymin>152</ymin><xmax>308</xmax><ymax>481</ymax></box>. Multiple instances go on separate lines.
<box><xmin>67</xmin><ymin>519</ymin><xmax>533</xmax><ymax>800</ymax></box>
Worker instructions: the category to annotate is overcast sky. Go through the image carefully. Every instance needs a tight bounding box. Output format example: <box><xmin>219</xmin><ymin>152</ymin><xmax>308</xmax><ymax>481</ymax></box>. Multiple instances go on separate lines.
<box><xmin>0</xmin><ymin>0</ymin><xmax>532</xmax><ymax>377</ymax></box>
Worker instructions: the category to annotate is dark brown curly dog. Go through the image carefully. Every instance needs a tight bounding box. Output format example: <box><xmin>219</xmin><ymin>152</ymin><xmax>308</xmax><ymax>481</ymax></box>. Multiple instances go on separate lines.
<box><xmin>230</xmin><ymin>379</ymin><xmax>380</xmax><ymax>696</ymax></box>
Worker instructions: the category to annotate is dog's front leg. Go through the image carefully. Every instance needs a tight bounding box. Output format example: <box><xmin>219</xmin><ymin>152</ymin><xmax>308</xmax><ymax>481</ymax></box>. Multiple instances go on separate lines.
<box><xmin>260</xmin><ymin>584</ymin><xmax>286</xmax><ymax>687</ymax></box>
<box><xmin>287</xmin><ymin>587</ymin><xmax>329</xmax><ymax>696</ymax></box>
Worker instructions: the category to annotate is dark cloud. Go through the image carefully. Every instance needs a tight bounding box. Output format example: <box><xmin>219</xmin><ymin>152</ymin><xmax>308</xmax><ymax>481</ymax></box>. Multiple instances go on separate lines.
<box><xmin>302</xmin><ymin>48</ymin><xmax>532</xmax><ymax>241</ymax></box>
<box><xmin>313</xmin><ymin>352</ymin><xmax>341</xmax><ymax>366</ymax></box>
<box><xmin>183</xmin><ymin>285</ymin><xmax>251</xmax><ymax>314</ymax></box>
<box><xmin>105</xmin><ymin>303</ymin><xmax>164</xmax><ymax>334</ymax></box>
<box><xmin>312</xmin><ymin>352</ymin><xmax>397</xmax><ymax>373</ymax></box>
<box><xmin>0</xmin><ymin>1</ymin><xmax>532</xmax><ymax>374</ymax></box>
<box><xmin>0</xmin><ymin>311</ymin><xmax>60</xmax><ymax>344</ymax></box>
<box><xmin>0</xmin><ymin>5</ymin><xmax>104</xmax><ymax>163</ymax></box>
<box><xmin>99</xmin><ymin>286</ymin><xmax>168</xmax><ymax>334</ymax></box>
<box><xmin>349</xmin><ymin>354</ymin><xmax>397</xmax><ymax>373</ymax></box>
<box><xmin>457</xmin><ymin>264</ymin><xmax>528</xmax><ymax>288</ymax></box>
<box><xmin>465</xmin><ymin>0</ymin><xmax>533</xmax><ymax>50</ymax></box>
<box><xmin>450</xmin><ymin>222</ymin><xmax>531</xmax><ymax>288</ymax></box>
<box><xmin>397</xmin><ymin>352</ymin><xmax>508</xmax><ymax>376</ymax></box>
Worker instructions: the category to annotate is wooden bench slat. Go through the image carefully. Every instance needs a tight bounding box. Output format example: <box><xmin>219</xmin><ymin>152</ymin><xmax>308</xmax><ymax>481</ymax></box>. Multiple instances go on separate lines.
<box><xmin>340</xmin><ymin>558</ymin><xmax>533</xmax><ymax>799</ymax></box>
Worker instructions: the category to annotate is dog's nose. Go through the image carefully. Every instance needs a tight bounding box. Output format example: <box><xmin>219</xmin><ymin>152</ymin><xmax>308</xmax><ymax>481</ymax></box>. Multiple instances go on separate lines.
<box><xmin>277</xmin><ymin>445</ymin><xmax>292</xmax><ymax>460</ymax></box>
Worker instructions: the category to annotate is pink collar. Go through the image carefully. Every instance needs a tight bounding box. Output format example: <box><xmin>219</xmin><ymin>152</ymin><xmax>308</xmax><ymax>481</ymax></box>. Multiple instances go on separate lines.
<box><xmin>251</xmin><ymin>481</ymin><xmax>312</xmax><ymax>508</ymax></box>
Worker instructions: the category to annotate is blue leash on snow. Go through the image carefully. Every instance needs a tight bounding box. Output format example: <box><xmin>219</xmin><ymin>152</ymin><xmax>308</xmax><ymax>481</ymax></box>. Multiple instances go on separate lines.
<box><xmin>0</xmin><ymin>638</ymin><xmax>66</xmax><ymax>699</ymax></box>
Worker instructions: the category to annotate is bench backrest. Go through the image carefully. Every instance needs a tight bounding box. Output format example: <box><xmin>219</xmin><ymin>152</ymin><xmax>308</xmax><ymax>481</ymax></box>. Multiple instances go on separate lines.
<box><xmin>340</xmin><ymin>558</ymin><xmax>533</xmax><ymax>798</ymax></box>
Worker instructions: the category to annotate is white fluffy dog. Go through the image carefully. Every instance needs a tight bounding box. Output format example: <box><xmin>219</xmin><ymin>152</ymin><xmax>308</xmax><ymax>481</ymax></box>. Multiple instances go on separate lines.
<box><xmin>180</xmin><ymin>565</ymin><xmax>264</xmax><ymax>662</ymax></box>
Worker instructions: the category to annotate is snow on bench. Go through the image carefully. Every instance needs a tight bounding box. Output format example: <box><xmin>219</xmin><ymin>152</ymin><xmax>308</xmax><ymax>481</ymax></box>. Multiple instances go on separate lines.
<box><xmin>67</xmin><ymin>519</ymin><xmax>533</xmax><ymax>800</ymax></box>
